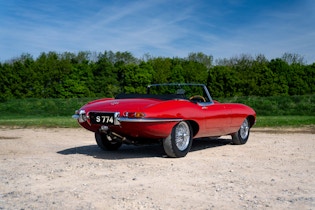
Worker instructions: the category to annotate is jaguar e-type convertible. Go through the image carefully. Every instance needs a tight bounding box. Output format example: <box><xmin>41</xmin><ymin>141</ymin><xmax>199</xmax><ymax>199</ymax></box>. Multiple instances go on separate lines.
<box><xmin>73</xmin><ymin>83</ymin><xmax>256</xmax><ymax>158</ymax></box>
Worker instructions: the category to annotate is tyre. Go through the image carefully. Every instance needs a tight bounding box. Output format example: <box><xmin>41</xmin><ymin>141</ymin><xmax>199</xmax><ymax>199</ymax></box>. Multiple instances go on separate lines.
<box><xmin>163</xmin><ymin>121</ymin><xmax>193</xmax><ymax>158</ymax></box>
<box><xmin>95</xmin><ymin>132</ymin><xmax>122</xmax><ymax>151</ymax></box>
<box><xmin>232</xmin><ymin>117</ymin><xmax>250</xmax><ymax>145</ymax></box>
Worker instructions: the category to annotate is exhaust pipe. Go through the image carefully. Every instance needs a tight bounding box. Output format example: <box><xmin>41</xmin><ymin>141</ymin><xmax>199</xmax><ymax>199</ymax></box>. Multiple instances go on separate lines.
<box><xmin>98</xmin><ymin>127</ymin><xmax>126</xmax><ymax>143</ymax></box>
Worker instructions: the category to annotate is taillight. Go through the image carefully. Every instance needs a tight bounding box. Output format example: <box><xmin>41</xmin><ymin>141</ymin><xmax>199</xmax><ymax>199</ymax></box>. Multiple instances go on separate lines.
<box><xmin>124</xmin><ymin>112</ymin><xmax>146</xmax><ymax>118</ymax></box>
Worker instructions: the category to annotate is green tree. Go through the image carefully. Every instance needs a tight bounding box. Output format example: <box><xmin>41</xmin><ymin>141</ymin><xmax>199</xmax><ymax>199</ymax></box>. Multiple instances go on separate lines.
<box><xmin>187</xmin><ymin>52</ymin><xmax>213</xmax><ymax>69</ymax></box>
<box><xmin>304</xmin><ymin>63</ymin><xmax>315</xmax><ymax>94</ymax></box>
<box><xmin>287</xmin><ymin>63</ymin><xmax>308</xmax><ymax>95</ymax></box>
<box><xmin>208</xmin><ymin>66</ymin><xmax>240</xmax><ymax>97</ymax></box>
<box><xmin>268</xmin><ymin>58</ymin><xmax>289</xmax><ymax>96</ymax></box>
<box><xmin>281</xmin><ymin>52</ymin><xmax>305</xmax><ymax>65</ymax></box>
<box><xmin>120</xmin><ymin>62</ymin><xmax>153</xmax><ymax>93</ymax></box>
<box><xmin>182</xmin><ymin>60</ymin><xmax>208</xmax><ymax>84</ymax></box>
<box><xmin>170</xmin><ymin>64</ymin><xmax>185</xmax><ymax>83</ymax></box>
<box><xmin>0</xmin><ymin>63</ymin><xmax>13</xmax><ymax>101</ymax></box>
<box><xmin>92</xmin><ymin>52</ymin><xmax>119</xmax><ymax>97</ymax></box>
<box><xmin>149</xmin><ymin>57</ymin><xmax>172</xmax><ymax>83</ymax></box>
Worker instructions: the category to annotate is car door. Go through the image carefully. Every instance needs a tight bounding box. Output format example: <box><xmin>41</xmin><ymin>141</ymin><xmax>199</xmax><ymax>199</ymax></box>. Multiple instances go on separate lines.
<box><xmin>198</xmin><ymin>102</ymin><xmax>232</xmax><ymax>136</ymax></box>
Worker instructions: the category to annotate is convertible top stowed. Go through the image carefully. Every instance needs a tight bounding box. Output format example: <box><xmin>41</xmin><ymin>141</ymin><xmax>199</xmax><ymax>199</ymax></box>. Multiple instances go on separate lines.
<box><xmin>115</xmin><ymin>93</ymin><xmax>187</xmax><ymax>100</ymax></box>
<box><xmin>73</xmin><ymin>83</ymin><xmax>256</xmax><ymax>158</ymax></box>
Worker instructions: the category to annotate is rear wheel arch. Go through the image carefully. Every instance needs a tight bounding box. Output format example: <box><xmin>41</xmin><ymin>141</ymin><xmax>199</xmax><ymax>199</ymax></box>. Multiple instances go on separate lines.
<box><xmin>187</xmin><ymin>120</ymin><xmax>199</xmax><ymax>137</ymax></box>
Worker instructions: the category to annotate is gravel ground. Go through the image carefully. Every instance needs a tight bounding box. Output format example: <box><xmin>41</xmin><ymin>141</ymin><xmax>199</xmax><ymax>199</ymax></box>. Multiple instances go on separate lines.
<box><xmin>0</xmin><ymin>127</ymin><xmax>314</xmax><ymax>210</ymax></box>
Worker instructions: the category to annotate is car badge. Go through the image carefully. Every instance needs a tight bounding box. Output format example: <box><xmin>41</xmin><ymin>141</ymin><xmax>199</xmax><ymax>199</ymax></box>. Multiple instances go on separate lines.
<box><xmin>110</xmin><ymin>101</ymin><xmax>119</xmax><ymax>105</ymax></box>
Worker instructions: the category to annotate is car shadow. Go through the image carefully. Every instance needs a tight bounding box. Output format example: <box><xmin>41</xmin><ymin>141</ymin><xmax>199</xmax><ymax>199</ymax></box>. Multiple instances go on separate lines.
<box><xmin>191</xmin><ymin>137</ymin><xmax>232</xmax><ymax>152</ymax></box>
<box><xmin>57</xmin><ymin>144</ymin><xmax>165</xmax><ymax>159</ymax></box>
<box><xmin>57</xmin><ymin>137</ymin><xmax>232</xmax><ymax>159</ymax></box>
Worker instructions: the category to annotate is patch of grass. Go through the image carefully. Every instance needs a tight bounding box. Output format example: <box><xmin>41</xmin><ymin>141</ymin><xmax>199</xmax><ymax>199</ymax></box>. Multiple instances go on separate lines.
<box><xmin>0</xmin><ymin>116</ymin><xmax>80</xmax><ymax>128</ymax></box>
<box><xmin>255</xmin><ymin>116</ymin><xmax>315</xmax><ymax>127</ymax></box>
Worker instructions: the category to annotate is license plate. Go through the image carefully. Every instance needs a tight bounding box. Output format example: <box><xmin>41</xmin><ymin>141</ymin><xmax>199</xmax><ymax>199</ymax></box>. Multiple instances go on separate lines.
<box><xmin>89</xmin><ymin>112</ymin><xmax>115</xmax><ymax>124</ymax></box>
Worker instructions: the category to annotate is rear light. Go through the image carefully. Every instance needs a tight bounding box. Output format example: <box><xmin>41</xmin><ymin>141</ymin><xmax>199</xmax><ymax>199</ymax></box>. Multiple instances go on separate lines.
<box><xmin>124</xmin><ymin>112</ymin><xmax>146</xmax><ymax>118</ymax></box>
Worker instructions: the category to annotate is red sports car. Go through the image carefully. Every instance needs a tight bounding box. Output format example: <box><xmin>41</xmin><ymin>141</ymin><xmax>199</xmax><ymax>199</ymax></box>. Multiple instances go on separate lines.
<box><xmin>73</xmin><ymin>83</ymin><xmax>256</xmax><ymax>158</ymax></box>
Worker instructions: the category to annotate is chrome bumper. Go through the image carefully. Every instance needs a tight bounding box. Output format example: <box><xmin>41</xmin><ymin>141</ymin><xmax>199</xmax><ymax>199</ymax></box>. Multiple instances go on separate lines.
<box><xmin>72</xmin><ymin>110</ymin><xmax>87</xmax><ymax>122</ymax></box>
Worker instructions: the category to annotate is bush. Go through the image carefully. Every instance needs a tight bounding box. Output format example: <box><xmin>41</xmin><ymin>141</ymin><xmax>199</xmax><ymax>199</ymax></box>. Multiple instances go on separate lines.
<box><xmin>217</xmin><ymin>95</ymin><xmax>315</xmax><ymax>116</ymax></box>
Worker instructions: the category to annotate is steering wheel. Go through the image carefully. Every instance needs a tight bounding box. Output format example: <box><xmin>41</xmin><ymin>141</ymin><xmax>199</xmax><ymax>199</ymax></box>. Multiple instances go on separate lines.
<box><xmin>189</xmin><ymin>95</ymin><xmax>206</xmax><ymax>103</ymax></box>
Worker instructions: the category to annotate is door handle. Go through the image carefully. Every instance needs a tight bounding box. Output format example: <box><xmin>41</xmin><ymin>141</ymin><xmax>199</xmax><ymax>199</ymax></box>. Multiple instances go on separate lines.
<box><xmin>202</xmin><ymin>106</ymin><xmax>208</xmax><ymax>110</ymax></box>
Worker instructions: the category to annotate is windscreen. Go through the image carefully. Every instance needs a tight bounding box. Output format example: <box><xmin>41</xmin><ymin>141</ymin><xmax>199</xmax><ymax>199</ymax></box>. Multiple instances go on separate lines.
<box><xmin>148</xmin><ymin>84</ymin><xmax>211</xmax><ymax>102</ymax></box>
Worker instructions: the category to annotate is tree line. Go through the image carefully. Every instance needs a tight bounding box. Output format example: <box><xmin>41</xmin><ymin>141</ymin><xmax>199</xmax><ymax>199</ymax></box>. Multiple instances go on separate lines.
<box><xmin>0</xmin><ymin>51</ymin><xmax>314</xmax><ymax>101</ymax></box>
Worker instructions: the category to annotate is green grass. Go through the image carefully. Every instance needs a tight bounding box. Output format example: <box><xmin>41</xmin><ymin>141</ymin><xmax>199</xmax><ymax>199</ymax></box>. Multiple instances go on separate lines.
<box><xmin>0</xmin><ymin>116</ymin><xmax>80</xmax><ymax>128</ymax></box>
<box><xmin>255</xmin><ymin>116</ymin><xmax>315</xmax><ymax>127</ymax></box>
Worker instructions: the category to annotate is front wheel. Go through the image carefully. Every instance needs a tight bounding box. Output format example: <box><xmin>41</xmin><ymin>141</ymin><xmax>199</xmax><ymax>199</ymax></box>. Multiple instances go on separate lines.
<box><xmin>95</xmin><ymin>132</ymin><xmax>122</xmax><ymax>151</ymax></box>
<box><xmin>163</xmin><ymin>121</ymin><xmax>193</xmax><ymax>158</ymax></box>
<box><xmin>232</xmin><ymin>118</ymin><xmax>250</xmax><ymax>145</ymax></box>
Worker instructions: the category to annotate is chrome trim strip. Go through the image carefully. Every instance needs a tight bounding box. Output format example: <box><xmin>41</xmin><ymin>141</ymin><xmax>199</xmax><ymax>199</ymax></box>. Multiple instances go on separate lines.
<box><xmin>117</xmin><ymin>117</ymin><xmax>182</xmax><ymax>123</ymax></box>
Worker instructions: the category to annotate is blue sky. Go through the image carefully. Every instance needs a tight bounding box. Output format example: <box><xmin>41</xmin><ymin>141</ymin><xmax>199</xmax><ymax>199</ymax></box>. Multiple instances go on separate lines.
<box><xmin>1</xmin><ymin>0</ymin><xmax>314</xmax><ymax>63</ymax></box>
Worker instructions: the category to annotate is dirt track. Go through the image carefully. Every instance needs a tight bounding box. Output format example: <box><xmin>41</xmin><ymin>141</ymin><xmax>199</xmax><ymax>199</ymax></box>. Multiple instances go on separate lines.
<box><xmin>0</xmin><ymin>128</ymin><xmax>314</xmax><ymax>209</ymax></box>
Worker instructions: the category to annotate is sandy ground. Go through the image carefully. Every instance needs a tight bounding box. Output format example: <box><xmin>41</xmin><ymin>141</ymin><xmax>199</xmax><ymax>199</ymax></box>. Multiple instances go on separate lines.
<box><xmin>0</xmin><ymin>127</ymin><xmax>314</xmax><ymax>210</ymax></box>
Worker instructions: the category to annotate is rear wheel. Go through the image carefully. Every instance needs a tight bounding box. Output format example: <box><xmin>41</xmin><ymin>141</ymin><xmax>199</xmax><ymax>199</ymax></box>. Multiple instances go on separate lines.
<box><xmin>95</xmin><ymin>132</ymin><xmax>122</xmax><ymax>151</ymax></box>
<box><xmin>232</xmin><ymin>117</ymin><xmax>250</xmax><ymax>145</ymax></box>
<box><xmin>163</xmin><ymin>121</ymin><xmax>193</xmax><ymax>158</ymax></box>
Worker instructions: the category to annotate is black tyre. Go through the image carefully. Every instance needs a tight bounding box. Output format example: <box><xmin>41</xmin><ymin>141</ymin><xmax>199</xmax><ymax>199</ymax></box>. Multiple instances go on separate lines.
<box><xmin>232</xmin><ymin>117</ymin><xmax>250</xmax><ymax>145</ymax></box>
<box><xmin>95</xmin><ymin>132</ymin><xmax>122</xmax><ymax>151</ymax></box>
<box><xmin>163</xmin><ymin>121</ymin><xmax>193</xmax><ymax>158</ymax></box>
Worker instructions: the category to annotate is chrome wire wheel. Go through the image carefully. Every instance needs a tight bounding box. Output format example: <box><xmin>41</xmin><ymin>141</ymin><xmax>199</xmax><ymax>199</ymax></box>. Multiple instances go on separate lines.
<box><xmin>240</xmin><ymin>118</ymin><xmax>249</xmax><ymax>139</ymax></box>
<box><xmin>175</xmin><ymin>121</ymin><xmax>190</xmax><ymax>151</ymax></box>
<box><xmin>163</xmin><ymin>121</ymin><xmax>193</xmax><ymax>158</ymax></box>
<box><xmin>232</xmin><ymin>117</ymin><xmax>251</xmax><ymax>145</ymax></box>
